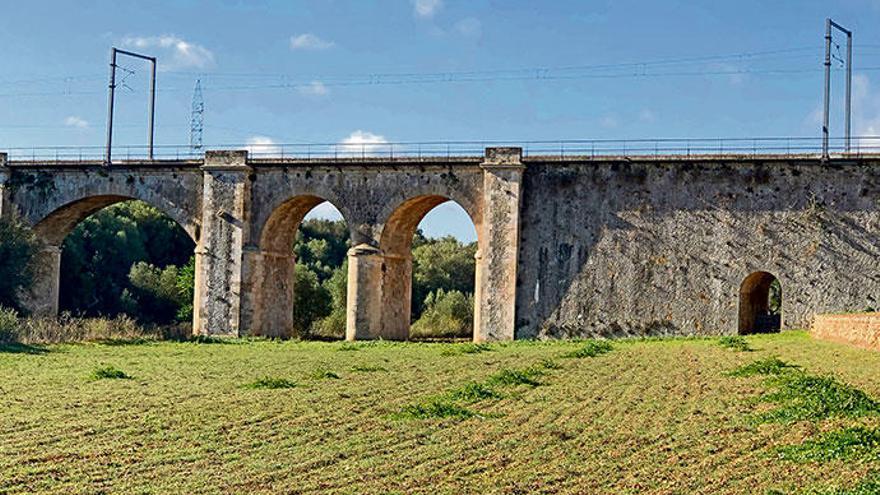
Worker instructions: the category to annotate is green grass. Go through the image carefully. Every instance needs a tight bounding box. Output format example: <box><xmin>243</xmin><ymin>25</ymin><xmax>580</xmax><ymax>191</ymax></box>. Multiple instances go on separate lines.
<box><xmin>776</xmin><ymin>427</ymin><xmax>880</xmax><ymax>462</ymax></box>
<box><xmin>757</xmin><ymin>373</ymin><xmax>880</xmax><ymax>423</ymax></box>
<box><xmin>90</xmin><ymin>365</ymin><xmax>131</xmax><ymax>380</ymax></box>
<box><xmin>729</xmin><ymin>356</ymin><xmax>799</xmax><ymax>377</ymax></box>
<box><xmin>309</xmin><ymin>366</ymin><xmax>341</xmax><ymax>380</ymax></box>
<box><xmin>3</xmin><ymin>331</ymin><xmax>880</xmax><ymax>493</ymax></box>
<box><xmin>563</xmin><ymin>339</ymin><xmax>614</xmax><ymax>358</ymax></box>
<box><xmin>245</xmin><ymin>376</ymin><xmax>298</xmax><ymax>390</ymax></box>
<box><xmin>440</xmin><ymin>342</ymin><xmax>492</xmax><ymax>356</ymax></box>
<box><xmin>718</xmin><ymin>335</ymin><xmax>753</xmax><ymax>352</ymax></box>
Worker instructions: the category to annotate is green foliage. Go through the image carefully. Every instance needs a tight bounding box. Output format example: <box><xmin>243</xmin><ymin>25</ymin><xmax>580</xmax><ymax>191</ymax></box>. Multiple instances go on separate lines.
<box><xmin>776</xmin><ymin>427</ymin><xmax>880</xmax><ymax>462</ymax></box>
<box><xmin>60</xmin><ymin>201</ymin><xmax>194</xmax><ymax>321</ymax></box>
<box><xmin>729</xmin><ymin>356</ymin><xmax>798</xmax><ymax>377</ymax></box>
<box><xmin>0</xmin><ymin>307</ymin><xmax>19</xmax><ymax>343</ymax></box>
<box><xmin>91</xmin><ymin>365</ymin><xmax>131</xmax><ymax>380</ymax></box>
<box><xmin>394</xmin><ymin>399</ymin><xmax>475</xmax><ymax>420</ymax></box>
<box><xmin>0</xmin><ymin>216</ymin><xmax>37</xmax><ymax>311</ymax></box>
<box><xmin>294</xmin><ymin>219</ymin><xmax>350</xmax><ymax>283</ymax></box>
<box><xmin>810</xmin><ymin>473</ymin><xmax>880</xmax><ymax>495</ymax></box>
<box><xmin>769</xmin><ymin>279</ymin><xmax>782</xmax><ymax>315</ymax></box>
<box><xmin>757</xmin><ymin>373</ymin><xmax>880</xmax><ymax>423</ymax></box>
<box><xmin>718</xmin><ymin>336</ymin><xmax>752</xmax><ymax>352</ymax></box>
<box><xmin>411</xmin><ymin>236</ymin><xmax>476</xmax><ymax>318</ymax></box>
<box><xmin>564</xmin><ymin>340</ymin><xmax>614</xmax><ymax>358</ymax></box>
<box><xmin>309</xmin><ymin>262</ymin><xmax>347</xmax><ymax>339</ymax></box>
<box><xmin>245</xmin><ymin>377</ymin><xmax>297</xmax><ymax>390</ymax></box>
<box><xmin>411</xmin><ymin>289</ymin><xmax>474</xmax><ymax>339</ymax></box>
<box><xmin>175</xmin><ymin>257</ymin><xmax>195</xmax><ymax>322</ymax></box>
<box><xmin>310</xmin><ymin>367</ymin><xmax>340</xmax><ymax>380</ymax></box>
<box><xmin>447</xmin><ymin>382</ymin><xmax>503</xmax><ymax>403</ymax></box>
<box><xmin>292</xmin><ymin>267</ymin><xmax>332</xmax><ymax>337</ymax></box>
<box><xmin>127</xmin><ymin>261</ymin><xmax>188</xmax><ymax>324</ymax></box>
<box><xmin>488</xmin><ymin>368</ymin><xmax>544</xmax><ymax>387</ymax></box>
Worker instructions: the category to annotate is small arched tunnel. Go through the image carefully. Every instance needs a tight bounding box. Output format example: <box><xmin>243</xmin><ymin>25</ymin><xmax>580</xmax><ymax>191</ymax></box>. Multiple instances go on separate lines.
<box><xmin>379</xmin><ymin>194</ymin><xmax>481</xmax><ymax>341</ymax></box>
<box><xmin>252</xmin><ymin>195</ymin><xmax>351</xmax><ymax>339</ymax></box>
<box><xmin>738</xmin><ymin>271</ymin><xmax>782</xmax><ymax>335</ymax></box>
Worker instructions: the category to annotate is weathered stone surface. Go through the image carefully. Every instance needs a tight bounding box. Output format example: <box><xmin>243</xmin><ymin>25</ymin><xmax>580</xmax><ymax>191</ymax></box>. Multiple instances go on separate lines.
<box><xmin>516</xmin><ymin>158</ymin><xmax>880</xmax><ymax>338</ymax></box>
<box><xmin>9</xmin><ymin>150</ymin><xmax>880</xmax><ymax>341</ymax></box>
<box><xmin>812</xmin><ymin>313</ymin><xmax>880</xmax><ymax>351</ymax></box>
<box><xmin>194</xmin><ymin>151</ymin><xmax>251</xmax><ymax>336</ymax></box>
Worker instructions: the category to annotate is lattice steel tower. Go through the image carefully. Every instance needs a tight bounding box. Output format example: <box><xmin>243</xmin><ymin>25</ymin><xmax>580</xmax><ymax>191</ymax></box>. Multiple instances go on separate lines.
<box><xmin>190</xmin><ymin>78</ymin><xmax>204</xmax><ymax>150</ymax></box>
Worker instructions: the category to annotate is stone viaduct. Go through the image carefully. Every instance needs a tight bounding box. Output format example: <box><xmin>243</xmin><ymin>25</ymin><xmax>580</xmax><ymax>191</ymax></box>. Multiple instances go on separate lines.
<box><xmin>2</xmin><ymin>147</ymin><xmax>879</xmax><ymax>341</ymax></box>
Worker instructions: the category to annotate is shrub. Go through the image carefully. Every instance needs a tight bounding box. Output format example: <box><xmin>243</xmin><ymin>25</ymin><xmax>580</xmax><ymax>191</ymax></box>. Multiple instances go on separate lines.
<box><xmin>0</xmin><ymin>307</ymin><xmax>19</xmax><ymax>343</ymax></box>
<box><xmin>411</xmin><ymin>289</ymin><xmax>474</xmax><ymax>339</ymax></box>
<box><xmin>0</xmin><ymin>215</ymin><xmax>38</xmax><ymax>311</ymax></box>
<box><xmin>128</xmin><ymin>261</ymin><xmax>189</xmax><ymax>324</ymax></box>
<box><xmin>91</xmin><ymin>365</ymin><xmax>131</xmax><ymax>380</ymax></box>
<box><xmin>310</xmin><ymin>367</ymin><xmax>340</xmax><ymax>380</ymax></box>
<box><xmin>292</xmin><ymin>267</ymin><xmax>332</xmax><ymax>338</ymax></box>
<box><xmin>411</xmin><ymin>236</ymin><xmax>476</xmax><ymax>319</ymax></box>
<box><xmin>310</xmin><ymin>263</ymin><xmax>347</xmax><ymax>339</ymax></box>
<box><xmin>718</xmin><ymin>336</ymin><xmax>752</xmax><ymax>352</ymax></box>
<box><xmin>488</xmin><ymin>368</ymin><xmax>544</xmax><ymax>387</ymax></box>
<box><xmin>729</xmin><ymin>356</ymin><xmax>798</xmax><ymax>377</ymax></box>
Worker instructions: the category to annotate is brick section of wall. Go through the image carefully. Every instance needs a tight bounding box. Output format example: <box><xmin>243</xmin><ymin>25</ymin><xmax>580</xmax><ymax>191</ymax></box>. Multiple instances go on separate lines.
<box><xmin>812</xmin><ymin>313</ymin><xmax>880</xmax><ymax>351</ymax></box>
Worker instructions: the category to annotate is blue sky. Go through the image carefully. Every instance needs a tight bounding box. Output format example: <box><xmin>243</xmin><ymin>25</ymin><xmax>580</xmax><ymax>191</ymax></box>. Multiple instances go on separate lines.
<box><xmin>3</xmin><ymin>0</ymin><xmax>880</xmax><ymax>241</ymax></box>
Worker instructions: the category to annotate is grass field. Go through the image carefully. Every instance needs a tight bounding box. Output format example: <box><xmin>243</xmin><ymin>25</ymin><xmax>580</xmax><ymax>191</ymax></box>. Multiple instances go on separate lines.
<box><xmin>2</xmin><ymin>331</ymin><xmax>880</xmax><ymax>494</ymax></box>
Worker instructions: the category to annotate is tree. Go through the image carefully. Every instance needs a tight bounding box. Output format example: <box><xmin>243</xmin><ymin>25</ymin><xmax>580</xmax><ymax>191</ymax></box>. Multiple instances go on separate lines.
<box><xmin>411</xmin><ymin>236</ymin><xmax>476</xmax><ymax>319</ymax></box>
<box><xmin>411</xmin><ymin>289</ymin><xmax>474</xmax><ymax>339</ymax></box>
<box><xmin>294</xmin><ymin>219</ymin><xmax>350</xmax><ymax>283</ymax></box>
<box><xmin>311</xmin><ymin>262</ymin><xmax>348</xmax><ymax>339</ymax></box>
<box><xmin>59</xmin><ymin>201</ymin><xmax>194</xmax><ymax>319</ymax></box>
<box><xmin>292</xmin><ymin>267</ymin><xmax>332</xmax><ymax>337</ymax></box>
<box><xmin>0</xmin><ymin>215</ymin><xmax>37</xmax><ymax>311</ymax></box>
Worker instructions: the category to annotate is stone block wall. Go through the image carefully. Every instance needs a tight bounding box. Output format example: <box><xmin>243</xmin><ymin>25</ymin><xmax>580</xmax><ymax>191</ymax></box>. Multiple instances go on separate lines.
<box><xmin>812</xmin><ymin>313</ymin><xmax>880</xmax><ymax>351</ymax></box>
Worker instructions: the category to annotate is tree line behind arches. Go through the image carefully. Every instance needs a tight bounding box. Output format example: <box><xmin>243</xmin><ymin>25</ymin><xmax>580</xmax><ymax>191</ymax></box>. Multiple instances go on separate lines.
<box><xmin>0</xmin><ymin>200</ymin><xmax>477</xmax><ymax>339</ymax></box>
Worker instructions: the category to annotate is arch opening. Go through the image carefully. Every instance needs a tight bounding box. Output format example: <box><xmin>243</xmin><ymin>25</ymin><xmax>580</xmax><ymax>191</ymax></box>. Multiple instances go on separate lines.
<box><xmin>380</xmin><ymin>195</ymin><xmax>481</xmax><ymax>341</ymax></box>
<box><xmin>738</xmin><ymin>271</ymin><xmax>782</xmax><ymax>335</ymax></box>
<box><xmin>254</xmin><ymin>196</ymin><xmax>350</xmax><ymax>339</ymax></box>
<box><xmin>31</xmin><ymin>197</ymin><xmax>197</xmax><ymax>334</ymax></box>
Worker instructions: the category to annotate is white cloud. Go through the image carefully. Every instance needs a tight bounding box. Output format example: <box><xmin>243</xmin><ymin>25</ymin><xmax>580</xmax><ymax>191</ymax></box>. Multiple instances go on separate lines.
<box><xmin>290</xmin><ymin>33</ymin><xmax>334</xmax><ymax>51</ymax></box>
<box><xmin>600</xmin><ymin>115</ymin><xmax>619</xmax><ymax>129</ymax></box>
<box><xmin>297</xmin><ymin>80</ymin><xmax>329</xmax><ymax>97</ymax></box>
<box><xmin>454</xmin><ymin>17</ymin><xmax>482</xmax><ymax>38</ymax></box>
<box><xmin>638</xmin><ymin>109</ymin><xmax>656</xmax><ymax>123</ymax></box>
<box><xmin>120</xmin><ymin>35</ymin><xmax>214</xmax><ymax>71</ymax></box>
<box><xmin>339</xmin><ymin>130</ymin><xmax>389</xmax><ymax>156</ymax></box>
<box><xmin>64</xmin><ymin>116</ymin><xmax>89</xmax><ymax>129</ymax></box>
<box><xmin>245</xmin><ymin>136</ymin><xmax>282</xmax><ymax>157</ymax></box>
<box><xmin>413</xmin><ymin>0</ymin><xmax>442</xmax><ymax>18</ymax></box>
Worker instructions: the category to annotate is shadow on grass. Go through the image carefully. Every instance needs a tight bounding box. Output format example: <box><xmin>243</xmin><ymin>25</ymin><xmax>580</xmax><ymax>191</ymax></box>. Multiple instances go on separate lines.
<box><xmin>0</xmin><ymin>342</ymin><xmax>51</xmax><ymax>355</ymax></box>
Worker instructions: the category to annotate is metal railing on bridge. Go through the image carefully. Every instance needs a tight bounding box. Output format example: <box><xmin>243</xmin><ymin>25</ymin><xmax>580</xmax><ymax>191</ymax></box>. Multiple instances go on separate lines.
<box><xmin>4</xmin><ymin>136</ymin><xmax>880</xmax><ymax>164</ymax></box>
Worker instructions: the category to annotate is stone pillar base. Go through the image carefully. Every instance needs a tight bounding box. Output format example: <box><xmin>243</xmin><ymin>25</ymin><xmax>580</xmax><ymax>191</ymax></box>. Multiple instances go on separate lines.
<box><xmin>346</xmin><ymin>244</ymin><xmax>385</xmax><ymax>341</ymax></box>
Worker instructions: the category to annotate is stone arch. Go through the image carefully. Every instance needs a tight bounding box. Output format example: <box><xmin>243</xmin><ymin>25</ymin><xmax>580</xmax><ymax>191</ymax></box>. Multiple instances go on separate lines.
<box><xmin>738</xmin><ymin>271</ymin><xmax>782</xmax><ymax>335</ymax></box>
<box><xmin>33</xmin><ymin>194</ymin><xmax>198</xmax><ymax>246</ymax></box>
<box><xmin>377</xmin><ymin>194</ymin><xmax>483</xmax><ymax>340</ymax></box>
<box><xmin>245</xmin><ymin>194</ymin><xmax>353</xmax><ymax>338</ymax></box>
<box><xmin>22</xmin><ymin>194</ymin><xmax>198</xmax><ymax>319</ymax></box>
